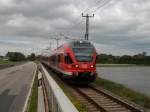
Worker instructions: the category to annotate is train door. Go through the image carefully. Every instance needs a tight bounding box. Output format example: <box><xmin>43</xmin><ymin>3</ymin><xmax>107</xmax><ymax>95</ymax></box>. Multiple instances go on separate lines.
<box><xmin>64</xmin><ymin>53</ymin><xmax>73</xmax><ymax>70</ymax></box>
<box><xmin>58</xmin><ymin>53</ymin><xmax>63</xmax><ymax>69</ymax></box>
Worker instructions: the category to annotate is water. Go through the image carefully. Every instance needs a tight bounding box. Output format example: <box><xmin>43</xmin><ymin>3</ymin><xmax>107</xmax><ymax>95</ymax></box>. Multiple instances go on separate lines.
<box><xmin>97</xmin><ymin>67</ymin><xmax>150</xmax><ymax>96</ymax></box>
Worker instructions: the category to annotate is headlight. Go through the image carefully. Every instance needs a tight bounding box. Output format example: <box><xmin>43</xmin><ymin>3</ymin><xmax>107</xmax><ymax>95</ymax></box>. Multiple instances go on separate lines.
<box><xmin>90</xmin><ymin>65</ymin><xmax>94</xmax><ymax>68</ymax></box>
<box><xmin>75</xmin><ymin>64</ymin><xmax>79</xmax><ymax>68</ymax></box>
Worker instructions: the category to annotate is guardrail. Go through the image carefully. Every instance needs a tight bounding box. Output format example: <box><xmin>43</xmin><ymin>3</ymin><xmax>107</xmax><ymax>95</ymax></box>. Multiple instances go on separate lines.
<box><xmin>40</xmin><ymin>64</ymin><xmax>78</xmax><ymax>112</ymax></box>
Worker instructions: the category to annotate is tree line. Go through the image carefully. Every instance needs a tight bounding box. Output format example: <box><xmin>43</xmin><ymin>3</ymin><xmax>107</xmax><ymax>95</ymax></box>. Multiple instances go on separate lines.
<box><xmin>4</xmin><ymin>51</ymin><xmax>150</xmax><ymax>65</ymax></box>
<box><xmin>5</xmin><ymin>52</ymin><xmax>37</xmax><ymax>61</ymax></box>
<box><xmin>97</xmin><ymin>52</ymin><xmax>150</xmax><ymax>65</ymax></box>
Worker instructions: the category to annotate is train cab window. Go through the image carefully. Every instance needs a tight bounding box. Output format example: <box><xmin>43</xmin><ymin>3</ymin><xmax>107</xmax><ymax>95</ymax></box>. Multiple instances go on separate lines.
<box><xmin>58</xmin><ymin>54</ymin><xmax>61</xmax><ymax>63</ymax></box>
<box><xmin>65</xmin><ymin>53</ymin><xmax>73</xmax><ymax>64</ymax></box>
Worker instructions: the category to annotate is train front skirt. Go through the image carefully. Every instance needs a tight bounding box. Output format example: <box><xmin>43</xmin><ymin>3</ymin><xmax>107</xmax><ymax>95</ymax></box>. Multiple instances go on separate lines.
<box><xmin>62</xmin><ymin>71</ymin><xmax>97</xmax><ymax>83</ymax></box>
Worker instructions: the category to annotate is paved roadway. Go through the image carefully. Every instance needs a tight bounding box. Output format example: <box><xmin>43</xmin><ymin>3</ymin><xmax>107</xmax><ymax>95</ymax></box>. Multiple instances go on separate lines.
<box><xmin>0</xmin><ymin>62</ymin><xmax>37</xmax><ymax>112</ymax></box>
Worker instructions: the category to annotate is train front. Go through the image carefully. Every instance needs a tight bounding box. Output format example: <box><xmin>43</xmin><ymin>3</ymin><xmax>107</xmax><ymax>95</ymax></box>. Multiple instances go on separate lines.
<box><xmin>64</xmin><ymin>40</ymin><xmax>97</xmax><ymax>83</ymax></box>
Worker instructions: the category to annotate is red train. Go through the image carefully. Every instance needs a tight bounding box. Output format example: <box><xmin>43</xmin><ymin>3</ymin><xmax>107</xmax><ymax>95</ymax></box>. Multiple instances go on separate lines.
<box><xmin>42</xmin><ymin>40</ymin><xmax>97</xmax><ymax>83</ymax></box>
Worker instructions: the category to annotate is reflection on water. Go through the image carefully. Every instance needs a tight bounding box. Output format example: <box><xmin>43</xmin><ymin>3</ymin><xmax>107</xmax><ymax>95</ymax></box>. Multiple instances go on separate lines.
<box><xmin>97</xmin><ymin>67</ymin><xmax>150</xmax><ymax>96</ymax></box>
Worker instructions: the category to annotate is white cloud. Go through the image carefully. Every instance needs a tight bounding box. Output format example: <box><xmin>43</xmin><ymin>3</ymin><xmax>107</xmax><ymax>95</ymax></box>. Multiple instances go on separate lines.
<box><xmin>0</xmin><ymin>0</ymin><xmax>150</xmax><ymax>56</ymax></box>
<box><xmin>0</xmin><ymin>0</ymin><xmax>13</xmax><ymax>6</ymax></box>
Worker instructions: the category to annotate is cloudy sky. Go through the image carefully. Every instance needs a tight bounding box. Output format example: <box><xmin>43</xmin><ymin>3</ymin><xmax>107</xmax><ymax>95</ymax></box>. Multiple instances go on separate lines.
<box><xmin>0</xmin><ymin>0</ymin><xmax>150</xmax><ymax>56</ymax></box>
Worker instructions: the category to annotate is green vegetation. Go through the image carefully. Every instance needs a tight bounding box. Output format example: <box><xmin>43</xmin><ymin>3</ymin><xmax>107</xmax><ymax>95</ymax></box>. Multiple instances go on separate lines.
<box><xmin>95</xmin><ymin>77</ymin><xmax>150</xmax><ymax>109</ymax></box>
<box><xmin>0</xmin><ymin>58</ymin><xmax>25</xmax><ymax>65</ymax></box>
<box><xmin>97</xmin><ymin>52</ymin><xmax>150</xmax><ymax>65</ymax></box>
<box><xmin>27</xmin><ymin>53</ymin><xmax>36</xmax><ymax>61</ymax></box>
<box><xmin>59</xmin><ymin>83</ymin><xmax>86</xmax><ymax>112</ymax></box>
<box><xmin>27</xmin><ymin>73</ymin><xmax>38</xmax><ymax>112</ymax></box>
<box><xmin>6</xmin><ymin>52</ymin><xmax>26</xmax><ymax>61</ymax></box>
<box><xmin>4</xmin><ymin>52</ymin><xmax>38</xmax><ymax>62</ymax></box>
<box><xmin>0</xmin><ymin>58</ymin><xmax>10</xmax><ymax>64</ymax></box>
<box><xmin>48</xmin><ymin>69</ymin><xmax>87</xmax><ymax>112</ymax></box>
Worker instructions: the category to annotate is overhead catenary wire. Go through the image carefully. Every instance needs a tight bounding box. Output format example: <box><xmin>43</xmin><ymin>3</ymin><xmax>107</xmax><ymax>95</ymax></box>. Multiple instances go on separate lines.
<box><xmin>67</xmin><ymin>0</ymin><xmax>112</xmax><ymax>39</ymax></box>
<box><xmin>69</xmin><ymin>0</ymin><xmax>112</xmax><ymax>30</ymax></box>
<box><xmin>89</xmin><ymin>0</ymin><xmax>112</xmax><ymax>14</ymax></box>
<box><xmin>48</xmin><ymin>0</ymin><xmax>113</xmax><ymax>50</ymax></box>
<box><xmin>82</xmin><ymin>0</ymin><xmax>108</xmax><ymax>14</ymax></box>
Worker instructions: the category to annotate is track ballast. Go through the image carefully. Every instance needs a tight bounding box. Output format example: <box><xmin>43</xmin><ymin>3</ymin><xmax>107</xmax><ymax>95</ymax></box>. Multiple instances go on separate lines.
<box><xmin>73</xmin><ymin>85</ymin><xmax>144</xmax><ymax>112</ymax></box>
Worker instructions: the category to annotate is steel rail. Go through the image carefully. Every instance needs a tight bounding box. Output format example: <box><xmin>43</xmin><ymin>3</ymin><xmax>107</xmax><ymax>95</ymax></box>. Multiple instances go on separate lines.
<box><xmin>89</xmin><ymin>85</ymin><xmax>144</xmax><ymax>112</ymax></box>
<box><xmin>74</xmin><ymin>85</ymin><xmax>145</xmax><ymax>112</ymax></box>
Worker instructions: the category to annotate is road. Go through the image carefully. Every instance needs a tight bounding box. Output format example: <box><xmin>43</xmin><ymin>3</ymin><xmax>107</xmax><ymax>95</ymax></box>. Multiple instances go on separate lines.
<box><xmin>0</xmin><ymin>62</ymin><xmax>25</xmax><ymax>70</ymax></box>
<box><xmin>0</xmin><ymin>62</ymin><xmax>37</xmax><ymax>112</ymax></box>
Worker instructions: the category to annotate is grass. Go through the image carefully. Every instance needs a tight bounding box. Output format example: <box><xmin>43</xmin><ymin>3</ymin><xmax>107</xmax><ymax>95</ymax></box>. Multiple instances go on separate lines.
<box><xmin>94</xmin><ymin>77</ymin><xmax>150</xmax><ymax>109</ymax></box>
<box><xmin>27</xmin><ymin>71</ymin><xmax>38</xmax><ymax>112</ymax></box>
<box><xmin>0</xmin><ymin>59</ymin><xmax>27</xmax><ymax>65</ymax></box>
<box><xmin>0</xmin><ymin>59</ymin><xmax>11</xmax><ymax>64</ymax></box>
<box><xmin>46</xmin><ymin>67</ymin><xmax>87</xmax><ymax>112</ymax></box>
<box><xmin>59</xmin><ymin>82</ymin><xmax>86</xmax><ymax>112</ymax></box>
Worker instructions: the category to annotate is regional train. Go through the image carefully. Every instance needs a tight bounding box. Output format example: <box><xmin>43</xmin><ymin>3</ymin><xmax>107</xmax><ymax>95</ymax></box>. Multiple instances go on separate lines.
<box><xmin>42</xmin><ymin>40</ymin><xmax>97</xmax><ymax>83</ymax></box>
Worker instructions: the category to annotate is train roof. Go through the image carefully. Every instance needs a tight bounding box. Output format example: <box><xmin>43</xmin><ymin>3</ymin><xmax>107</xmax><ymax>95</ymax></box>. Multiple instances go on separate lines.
<box><xmin>68</xmin><ymin>40</ymin><xmax>94</xmax><ymax>48</ymax></box>
<box><xmin>49</xmin><ymin>40</ymin><xmax>95</xmax><ymax>56</ymax></box>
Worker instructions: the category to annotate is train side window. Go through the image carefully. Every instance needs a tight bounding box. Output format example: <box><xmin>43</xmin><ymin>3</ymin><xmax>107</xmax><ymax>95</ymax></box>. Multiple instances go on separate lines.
<box><xmin>95</xmin><ymin>55</ymin><xmax>97</xmax><ymax>63</ymax></box>
<box><xmin>58</xmin><ymin>54</ymin><xmax>61</xmax><ymax>63</ymax></box>
<box><xmin>65</xmin><ymin>53</ymin><xmax>73</xmax><ymax>64</ymax></box>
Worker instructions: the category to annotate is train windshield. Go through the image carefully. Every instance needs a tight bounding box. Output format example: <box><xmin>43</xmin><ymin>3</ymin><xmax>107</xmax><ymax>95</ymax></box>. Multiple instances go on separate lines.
<box><xmin>72</xmin><ymin>47</ymin><xmax>94</xmax><ymax>62</ymax></box>
<box><xmin>75</xmin><ymin>55</ymin><xmax>92</xmax><ymax>62</ymax></box>
<box><xmin>72</xmin><ymin>48</ymin><xmax>93</xmax><ymax>54</ymax></box>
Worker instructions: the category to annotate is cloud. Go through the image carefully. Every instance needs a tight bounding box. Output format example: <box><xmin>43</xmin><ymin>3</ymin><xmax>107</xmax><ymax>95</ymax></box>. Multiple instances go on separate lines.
<box><xmin>0</xmin><ymin>0</ymin><xmax>150</xmax><ymax>56</ymax></box>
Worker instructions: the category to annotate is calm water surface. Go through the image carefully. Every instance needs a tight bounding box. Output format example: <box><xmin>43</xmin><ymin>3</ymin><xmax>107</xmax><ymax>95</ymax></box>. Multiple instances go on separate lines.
<box><xmin>97</xmin><ymin>67</ymin><xmax>150</xmax><ymax>96</ymax></box>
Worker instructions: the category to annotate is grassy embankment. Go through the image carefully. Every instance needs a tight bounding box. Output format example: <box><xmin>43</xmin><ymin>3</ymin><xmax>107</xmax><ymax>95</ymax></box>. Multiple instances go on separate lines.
<box><xmin>58</xmin><ymin>81</ymin><xmax>87</xmax><ymax>112</ymax></box>
<box><xmin>0</xmin><ymin>59</ymin><xmax>11</xmax><ymax>64</ymax></box>
<box><xmin>95</xmin><ymin>77</ymin><xmax>150</xmax><ymax>109</ymax></box>
<box><xmin>46</xmin><ymin>67</ymin><xmax>87</xmax><ymax>112</ymax></box>
<box><xmin>42</xmin><ymin>64</ymin><xmax>150</xmax><ymax>111</ymax></box>
<box><xmin>27</xmin><ymin>70</ymin><xmax>38</xmax><ymax>112</ymax></box>
<box><xmin>0</xmin><ymin>59</ymin><xmax>27</xmax><ymax>65</ymax></box>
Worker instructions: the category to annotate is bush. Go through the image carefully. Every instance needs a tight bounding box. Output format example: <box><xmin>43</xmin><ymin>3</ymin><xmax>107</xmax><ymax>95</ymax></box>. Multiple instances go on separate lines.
<box><xmin>6</xmin><ymin>52</ymin><xmax>26</xmax><ymax>61</ymax></box>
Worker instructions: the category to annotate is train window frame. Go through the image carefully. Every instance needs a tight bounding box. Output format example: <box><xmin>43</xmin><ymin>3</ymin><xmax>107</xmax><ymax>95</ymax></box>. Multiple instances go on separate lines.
<box><xmin>57</xmin><ymin>54</ymin><xmax>61</xmax><ymax>63</ymax></box>
<box><xmin>64</xmin><ymin>53</ymin><xmax>73</xmax><ymax>64</ymax></box>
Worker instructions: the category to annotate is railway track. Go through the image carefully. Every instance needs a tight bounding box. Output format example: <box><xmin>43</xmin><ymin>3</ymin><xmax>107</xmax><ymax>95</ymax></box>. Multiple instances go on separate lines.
<box><xmin>73</xmin><ymin>85</ymin><xmax>144</xmax><ymax>112</ymax></box>
<box><xmin>43</xmin><ymin>64</ymin><xmax>145</xmax><ymax>112</ymax></box>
